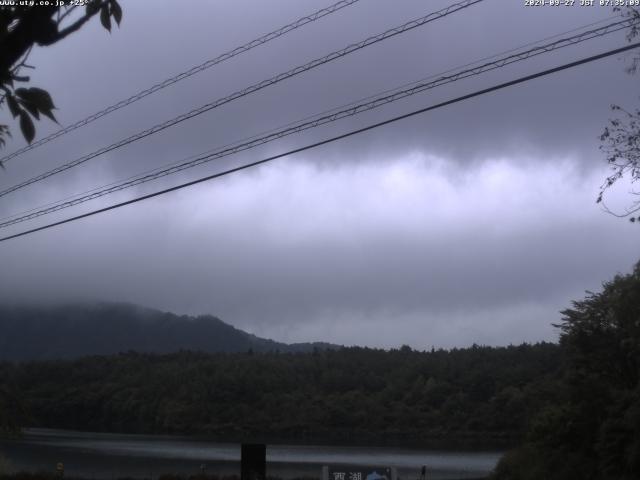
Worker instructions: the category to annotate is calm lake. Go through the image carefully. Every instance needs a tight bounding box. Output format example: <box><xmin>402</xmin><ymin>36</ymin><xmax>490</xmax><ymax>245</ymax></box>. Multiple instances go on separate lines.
<box><xmin>0</xmin><ymin>429</ymin><xmax>503</xmax><ymax>480</ymax></box>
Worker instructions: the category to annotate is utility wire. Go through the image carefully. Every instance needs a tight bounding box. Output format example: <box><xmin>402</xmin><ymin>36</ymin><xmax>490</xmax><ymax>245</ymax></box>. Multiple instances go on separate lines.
<box><xmin>0</xmin><ymin>16</ymin><xmax>631</xmax><ymax>226</ymax></box>
<box><xmin>0</xmin><ymin>17</ymin><xmax>635</xmax><ymax>229</ymax></box>
<box><xmin>0</xmin><ymin>0</ymin><xmax>363</xmax><ymax>165</ymax></box>
<box><xmin>0</xmin><ymin>14</ymin><xmax>629</xmax><ymax>227</ymax></box>
<box><xmin>4</xmin><ymin>12</ymin><xmax>621</xmax><ymax>225</ymax></box>
<box><xmin>7</xmin><ymin>11</ymin><xmax>614</xmax><ymax>219</ymax></box>
<box><xmin>0</xmin><ymin>0</ymin><xmax>484</xmax><ymax>199</ymax></box>
<box><xmin>0</xmin><ymin>12</ymin><xmax>621</xmax><ymax>223</ymax></box>
<box><xmin>1</xmin><ymin>41</ymin><xmax>638</xmax><ymax>244</ymax></box>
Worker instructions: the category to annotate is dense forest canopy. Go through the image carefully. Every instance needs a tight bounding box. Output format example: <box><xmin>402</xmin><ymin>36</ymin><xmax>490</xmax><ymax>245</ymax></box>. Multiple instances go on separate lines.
<box><xmin>1</xmin><ymin>343</ymin><xmax>563</xmax><ymax>447</ymax></box>
<box><xmin>493</xmin><ymin>261</ymin><xmax>640</xmax><ymax>480</ymax></box>
<box><xmin>1</xmin><ymin>262</ymin><xmax>638</xmax><ymax>476</ymax></box>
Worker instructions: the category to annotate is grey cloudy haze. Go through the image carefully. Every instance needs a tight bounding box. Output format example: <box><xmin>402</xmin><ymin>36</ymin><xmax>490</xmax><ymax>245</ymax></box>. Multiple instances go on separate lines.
<box><xmin>0</xmin><ymin>0</ymin><xmax>639</xmax><ymax>348</ymax></box>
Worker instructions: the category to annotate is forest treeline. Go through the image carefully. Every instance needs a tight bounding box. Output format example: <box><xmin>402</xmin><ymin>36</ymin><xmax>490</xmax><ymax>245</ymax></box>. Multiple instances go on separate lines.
<box><xmin>2</xmin><ymin>262</ymin><xmax>638</xmax><ymax>477</ymax></box>
<box><xmin>1</xmin><ymin>342</ymin><xmax>564</xmax><ymax>446</ymax></box>
<box><xmin>492</xmin><ymin>261</ymin><xmax>640</xmax><ymax>480</ymax></box>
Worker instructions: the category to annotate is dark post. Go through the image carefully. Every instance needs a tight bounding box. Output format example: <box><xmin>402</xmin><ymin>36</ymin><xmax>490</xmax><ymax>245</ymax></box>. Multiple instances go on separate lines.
<box><xmin>241</xmin><ymin>444</ymin><xmax>266</xmax><ymax>480</ymax></box>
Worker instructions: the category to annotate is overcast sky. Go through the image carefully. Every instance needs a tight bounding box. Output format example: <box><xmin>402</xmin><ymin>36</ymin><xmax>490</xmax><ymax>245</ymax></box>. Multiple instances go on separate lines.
<box><xmin>1</xmin><ymin>0</ymin><xmax>639</xmax><ymax>349</ymax></box>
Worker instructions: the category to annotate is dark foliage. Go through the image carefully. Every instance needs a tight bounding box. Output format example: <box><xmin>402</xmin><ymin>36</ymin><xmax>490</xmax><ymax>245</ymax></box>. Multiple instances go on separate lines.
<box><xmin>0</xmin><ymin>1</ymin><xmax>122</xmax><ymax>149</ymax></box>
<box><xmin>598</xmin><ymin>6</ymin><xmax>640</xmax><ymax>221</ymax></box>
<box><xmin>0</xmin><ymin>342</ymin><xmax>563</xmax><ymax>446</ymax></box>
<box><xmin>492</xmin><ymin>261</ymin><xmax>640</xmax><ymax>480</ymax></box>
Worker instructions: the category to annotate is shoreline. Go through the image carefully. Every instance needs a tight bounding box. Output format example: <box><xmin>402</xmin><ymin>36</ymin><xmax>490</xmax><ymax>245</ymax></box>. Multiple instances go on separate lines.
<box><xmin>0</xmin><ymin>472</ymin><xmax>489</xmax><ymax>480</ymax></box>
<box><xmin>12</xmin><ymin>428</ymin><xmax>515</xmax><ymax>452</ymax></box>
<box><xmin>0</xmin><ymin>430</ymin><xmax>500</xmax><ymax>480</ymax></box>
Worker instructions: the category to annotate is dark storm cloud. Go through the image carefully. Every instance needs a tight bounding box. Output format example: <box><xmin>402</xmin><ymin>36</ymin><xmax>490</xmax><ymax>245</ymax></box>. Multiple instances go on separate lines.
<box><xmin>5</xmin><ymin>0</ymin><xmax>634</xmax><ymax>177</ymax></box>
<box><xmin>1</xmin><ymin>155</ymin><xmax>638</xmax><ymax>347</ymax></box>
<box><xmin>0</xmin><ymin>0</ymin><xmax>639</xmax><ymax>348</ymax></box>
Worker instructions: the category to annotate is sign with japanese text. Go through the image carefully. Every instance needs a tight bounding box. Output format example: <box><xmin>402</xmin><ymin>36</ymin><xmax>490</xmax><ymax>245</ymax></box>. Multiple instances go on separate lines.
<box><xmin>326</xmin><ymin>466</ymin><xmax>394</xmax><ymax>480</ymax></box>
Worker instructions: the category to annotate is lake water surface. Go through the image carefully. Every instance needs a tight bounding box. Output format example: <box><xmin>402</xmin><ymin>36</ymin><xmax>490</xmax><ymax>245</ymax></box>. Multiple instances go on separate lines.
<box><xmin>0</xmin><ymin>429</ymin><xmax>503</xmax><ymax>480</ymax></box>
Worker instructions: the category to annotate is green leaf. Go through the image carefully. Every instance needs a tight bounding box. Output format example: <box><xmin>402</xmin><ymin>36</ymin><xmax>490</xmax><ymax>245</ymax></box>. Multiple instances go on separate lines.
<box><xmin>6</xmin><ymin>94</ymin><xmax>21</xmax><ymax>118</ymax></box>
<box><xmin>18</xmin><ymin>99</ymin><xmax>40</xmax><ymax>120</ymax></box>
<box><xmin>14</xmin><ymin>88</ymin><xmax>30</xmax><ymax>100</ymax></box>
<box><xmin>15</xmin><ymin>87</ymin><xmax>57</xmax><ymax>122</ymax></box>
<box><xmin>110</xmin><ymin>0</ymin><xmax>122</xmax><ymax>26</ymax></box>
<box><xmin>86</xmin><ymin>0</ymin><xmax>101</xmax><ymax>15</ymax></box>
<box><xmin>100</xmin><ymin>4</ymin><xmax>111</xmax><ymax>32</ymax></box>
<box><xmin>19</xmin><ymin>111</ymin><xmax>35</xmax><ymax>144</ymax></box>
<box><xmin>40</xmin><ymin>108</ymin><xmax>57</xmax><ymax>123</ymax></box>
<box><xmin>16</xmin><ymin>87</ymin><xmax>55</xmax><ymax>111</ymax></box>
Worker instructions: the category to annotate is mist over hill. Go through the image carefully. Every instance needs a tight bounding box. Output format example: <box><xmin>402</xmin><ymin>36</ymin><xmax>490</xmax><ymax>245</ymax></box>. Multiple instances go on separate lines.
<box><xmin>0</xmin><ymin>302</ymin><xmax>336</xmax><ymax>361</ymax></box>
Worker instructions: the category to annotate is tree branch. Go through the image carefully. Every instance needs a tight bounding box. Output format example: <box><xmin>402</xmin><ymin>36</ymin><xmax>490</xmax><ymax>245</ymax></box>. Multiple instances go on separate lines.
<box><xmin>56</xmin><ymin>6</ymin><xmax>78</xmax><ymax>25</ymax></box>
<box><xmin>39</xmin><ymin>2</ymin><xmax>107</xmax><ymax>46</ymax></box>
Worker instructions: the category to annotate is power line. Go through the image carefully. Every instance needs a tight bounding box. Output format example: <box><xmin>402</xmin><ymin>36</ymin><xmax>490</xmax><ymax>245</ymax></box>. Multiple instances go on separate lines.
<box><xmin>13</xmin><ymin>12</ymin><xmax>612</xmax><ymax>221</ymax></box>
<box><xmin>0</xmin><ymin>13</ymin><xmax>622</xmax><ymax>224</ymax></box>
<box><xmin>2</xmin><ymin>41</ymin><xmax>638</xmax><ymax>244</ymax></box>
<box><xmin>0</xmin><ymin>0</ymin><xmax>484</xmax><ymax>199</ymax></box>
<box><xmin>0</xmin><ymin>16</ymin><xmax>634</xmax><ymax>229</ymax></box>
<box><xmin>0</xmin><ymin>0</ymin><xmax>363</xmax><ymax>165</ymax></box>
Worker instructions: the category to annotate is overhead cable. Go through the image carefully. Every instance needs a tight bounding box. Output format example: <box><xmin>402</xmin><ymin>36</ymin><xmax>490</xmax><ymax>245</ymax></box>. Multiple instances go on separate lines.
<box><xmin>0</xmin><ymin>0</ymin><xmax>484</xmax><ymax>198</ymax></box>
<box><xmin>1</xmin><ymin>41</ymin><xmax>638</xmax><ymax>243</ymax></box>
<box><xmin>0</xmin><ymin>0</ymin><xmax>362</xmax><ymax>165</ymax></box>
<box><xmin>0</xmin><ymin>17</ymin><xmax>635</xmax><ymax>229</ymax></box>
